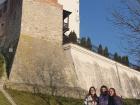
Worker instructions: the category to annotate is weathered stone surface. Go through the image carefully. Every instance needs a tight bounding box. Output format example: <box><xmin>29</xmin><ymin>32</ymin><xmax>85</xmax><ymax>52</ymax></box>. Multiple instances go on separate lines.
<box><xmin>9</xmin><ymin>0</ymin><xmax>78</xmax><ymax>97</ymax></box>
<box><xmin>63</xmin><ymin>44</ymin><xmax>140</xmax><ymax>99</ymax></box>
<box><xmin>21</xmin><ymin>0</ymin><xmax>62</xmax><ymax>43</ymax></box>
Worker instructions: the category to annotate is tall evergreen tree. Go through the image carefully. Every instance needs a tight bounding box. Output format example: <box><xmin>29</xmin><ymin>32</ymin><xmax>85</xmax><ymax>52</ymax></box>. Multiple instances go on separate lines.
<box><xmin>114</xmin><ymin>52</ymin><xmax>118</xmax><ymax>61</ymax></box>
<box><xmin>104</xmin><ymin>47</ymin><xmax>109</xmax><ymax>57</ymax></box>
<box><xmin>80</xmin><ymin>37</ymin><xmax>87</xmax><ymax>48</ymax></box>
<box><xmin>118</xmin><ymin>56</ymin><xmax>122</xmax><ymax>63</ymax></box>
<box><xmin>98</xmin><ymin>44</ymin><xmax>103</xmax><ymax>55</ymax></box>
<box><xmin>125</xmin><ymin>56</ymin><xmax>129</xmax><ymax>66</ymax></box>
<box><xmin>122</xmin><ymin>56</ymin><xmax>126</xmax><ymax>64</ymax></box>
<box><xmin>69</xmin><ymin>31</ymin><xmax>77</xmax><ymax>43</ymax></box>
<box><xmin>121</xmin><ymin>56</ymin><xmax>129</xmax><ymax>66</ymax></box>
<box><xmin>86</xmin><ymin>37</ymin><xmax>92</xmax><ymax>50</ymax></box>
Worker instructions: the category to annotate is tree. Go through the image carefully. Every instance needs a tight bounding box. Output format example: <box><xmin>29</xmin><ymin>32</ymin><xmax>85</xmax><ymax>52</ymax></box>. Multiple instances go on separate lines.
<box><xmin>111</xmin><ymin>0</ymin><xmax>140</xmax><ymax>65</ymax></box>
<box><xmin>98</xmin><ymin>44</ymin><xmax>103</xmax><ymax>55</ymax></box>
<box><xmin>69</xmin><ymin>31</ymin><xmax>77</xmax><ymax>43</ymax></box>
<box><xmin>122</xmin><ymin>56</ymin><xmax>129</xmax><ymax>66</ymax></box>
<box><xmin>118</xmin><ymin>56</ymin><xmax>122</xmax><ymax>63</ymax></box>
<box><xmin>104</xmin><ymin>47</ymin><xmax>109</xmax><ymax>57</ymax></box>
<box><xmin>114</xmin><ymin>52</ymin><xmax>119</xmax><ymax>61</ymax></box>
<box><xmin>125</xmin><ymin>56</ymin><xmax>129</xmax><ymax>66</ymax></box>
<box><xmin>86</xmin><ymin>37</ymin><xmax>92</xmax><ymax>50</ymax></box>
<box><xmin>80</xmin><ymin>37</ymin><xmax>87</xmax><ymax>48</ymax></box>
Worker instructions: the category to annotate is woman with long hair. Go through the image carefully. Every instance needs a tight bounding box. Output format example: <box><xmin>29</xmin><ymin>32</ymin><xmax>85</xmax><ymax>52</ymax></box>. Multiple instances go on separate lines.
<box><xmin>99</xmin><ymin>85</ymin><xmax>109</xmax><ymax>105</ymax></box>
<box><xmin>108</xmin><ymin>88</ymin><xmax>123</xmax><ymax>105</ymax></box>
<box><xmin>84</xmin><ymin>86</ymin><xmax>99</xmax><ymax>105</ymax></box>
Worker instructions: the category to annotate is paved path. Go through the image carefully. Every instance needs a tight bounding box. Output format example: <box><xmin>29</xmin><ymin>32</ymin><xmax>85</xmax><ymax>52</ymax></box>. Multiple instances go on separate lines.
<box><xmin>0</xmin><ymin>80</ymin><xmax>17</xmax><ymax>105</ymax></box>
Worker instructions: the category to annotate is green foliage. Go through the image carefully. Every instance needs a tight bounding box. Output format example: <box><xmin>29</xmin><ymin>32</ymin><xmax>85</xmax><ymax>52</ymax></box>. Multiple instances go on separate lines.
<box><xmin>49</xmin><ymin>96</ymin><xmax>57</xmax><ymax>105</ymax></box>
<box><xmin>122</xmin><ymin>56</ymin><xmax>129</xmax><ymax>66</ymax></box>
<box><xmin>79</xmin><ymin>37</ymin><xmax>93</xmax><ymax>50</ymax></box>
<box><xmin>123</xmin><ymin>99</ymin><xmax>140</xmax><ymax>105</ymax></box>
<box><xmin>114</xmin><ymin>52</ymin><xmax>130</xmax><ymax>66</ymax></box>
<box><xmin>114</xmin><ymin>52</ymin><xmax>119</xmax><ymax>61</ymax></box>
<box><xmin>69</xmin><ymin>31</ymin><xmax>77</xmax><ymax>43</ymax></box>
<box><xmin>98</xmin><ymin>44</ymin><xmax>103</xmax><ymax>55</ymax></box>
<box><xmin>86</xmin><ymin>37</ymin><xmax>92</xmax><ymax>50</ymax></box>
<box><xmin>0</xmin><ymin>53</ymin><xmax>5</xmax><ymax>78</ymax></box>
<box><xmin>118</xmin><ymin>56</ymin><xmax>122</xmax><ymax>63</ymax></box>
<box><xmin>103</xmin><ymin>47</ymin><xmax>109</xmax><ymax>57</ymax></box>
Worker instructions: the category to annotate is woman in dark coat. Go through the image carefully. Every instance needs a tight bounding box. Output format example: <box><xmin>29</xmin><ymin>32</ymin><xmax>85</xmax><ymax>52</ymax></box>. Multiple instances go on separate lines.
<box><xmin>84</xmin><ymin>86</ymin><xmax>99</xmax><ymax>105</ymax></box>
<box><xmin>108</xmin><ymin>88</ymin><xmax>123</xmax><ymax>105</ymax></box>
<box><xmin>99</xmin><ymin>85</ymin><xmax>109</xmax><ymax>105</ymax></box>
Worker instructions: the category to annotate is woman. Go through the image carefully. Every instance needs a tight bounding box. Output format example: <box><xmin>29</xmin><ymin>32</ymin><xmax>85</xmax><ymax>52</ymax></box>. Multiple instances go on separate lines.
<box><xmin>99</xmin><ymin>85</ymin><xmax>109</xmax><ymax>105</ymax></box>
<box><xmin>108</xmin><ymin>88</ymin><xmax>123</xmax><ymax>105</ymax></box>
<box><xmin>84</xmin><ymin>86</ymin><xmax>99</xmax><ymax>105</ymax></box>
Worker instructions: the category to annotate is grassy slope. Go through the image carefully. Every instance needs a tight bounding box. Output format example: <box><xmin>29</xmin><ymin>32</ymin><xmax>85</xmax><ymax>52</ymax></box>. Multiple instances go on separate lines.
<box><xmin>7</xmin><ymin>89</ymin><xmax>83</xmax><ymax>105</ymax></box>
<box><xmin>6</xmin><ymin>89</ymin><xmax>140</xmax><ymax>105</ymax></box>
<box><xmin>0</xmin><ymin>91</ymin><xmax>11</xmax><ymax>105</ymax></box>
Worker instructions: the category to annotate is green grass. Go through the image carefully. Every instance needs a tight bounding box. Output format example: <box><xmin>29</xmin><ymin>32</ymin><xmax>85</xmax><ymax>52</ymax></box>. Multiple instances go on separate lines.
<box><xmin>6</xmin><ymin>89</ymin><xmax>140</xmax><ymax>105</ymax></box>
<box><xmin>123</xmin><ymin>99</ymin><xmax>140</xmax><ymax>105</ymax></box>
<box><xmin>7</xmin><ymin>89</ymin><xmax>47</xmax><ymax>105</ymax></box>
<box><xmin>7</xmin><ymin>89</ymin><xmax>83</xmax><ymax>105</ymax></box>
<box><xmin>0</xmin><ymin>91</ymin><xmax>11</xmax><ymax>105</ymax></box>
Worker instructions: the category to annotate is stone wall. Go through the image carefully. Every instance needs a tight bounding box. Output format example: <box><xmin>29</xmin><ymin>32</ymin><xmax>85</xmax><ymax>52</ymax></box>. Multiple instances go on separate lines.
<box><xmin>63</xmin><ymin>44</ymin><xmax>140</xmax><ymax>99</ymax></box>
<box><xmin>21</xmin><ymin>0</ymin><xmax>63</xmax><ymax>43</ymax></box>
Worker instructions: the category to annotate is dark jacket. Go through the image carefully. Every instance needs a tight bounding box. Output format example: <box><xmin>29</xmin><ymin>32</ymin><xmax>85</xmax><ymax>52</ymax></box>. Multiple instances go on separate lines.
<box><xmin>99</xmin><ymin>94</ymin><xmax>109</xmax><ymax>105</ymax></box>
<box><xmin>114</xmin><ymin>96</ymin><xmax>123</xmax><ymax>105</ymax></box>
<box><xmin>108</xmin><ymin>96</ymin><xmax>123</xmax><ymax>105</ymax></box>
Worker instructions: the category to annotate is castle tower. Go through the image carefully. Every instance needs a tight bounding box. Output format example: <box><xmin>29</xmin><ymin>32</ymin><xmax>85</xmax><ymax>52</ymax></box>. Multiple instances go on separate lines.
<box><xmin>9</xmin><ymin>0</ymin><xmax>78</xmax><ymax>94</ymax></box>
<box><xmin>58</xmin><ymin>0</ymin><xmax>80</xmax><ymax>38</ymax></box>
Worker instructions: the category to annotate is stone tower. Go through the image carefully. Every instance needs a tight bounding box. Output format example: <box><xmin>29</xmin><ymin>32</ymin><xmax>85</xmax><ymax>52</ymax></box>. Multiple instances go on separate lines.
<box><xmin>8</xmin><ymin>0</ymin><xmax>78</xmax><ymax>96</ymax></box>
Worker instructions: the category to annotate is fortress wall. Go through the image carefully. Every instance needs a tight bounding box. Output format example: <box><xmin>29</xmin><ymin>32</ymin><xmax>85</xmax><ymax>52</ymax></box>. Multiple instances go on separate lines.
<box><xmin>63</xmin><ymin>44</ymin><xmax>140</xmax><ymax>99</ymax></box>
